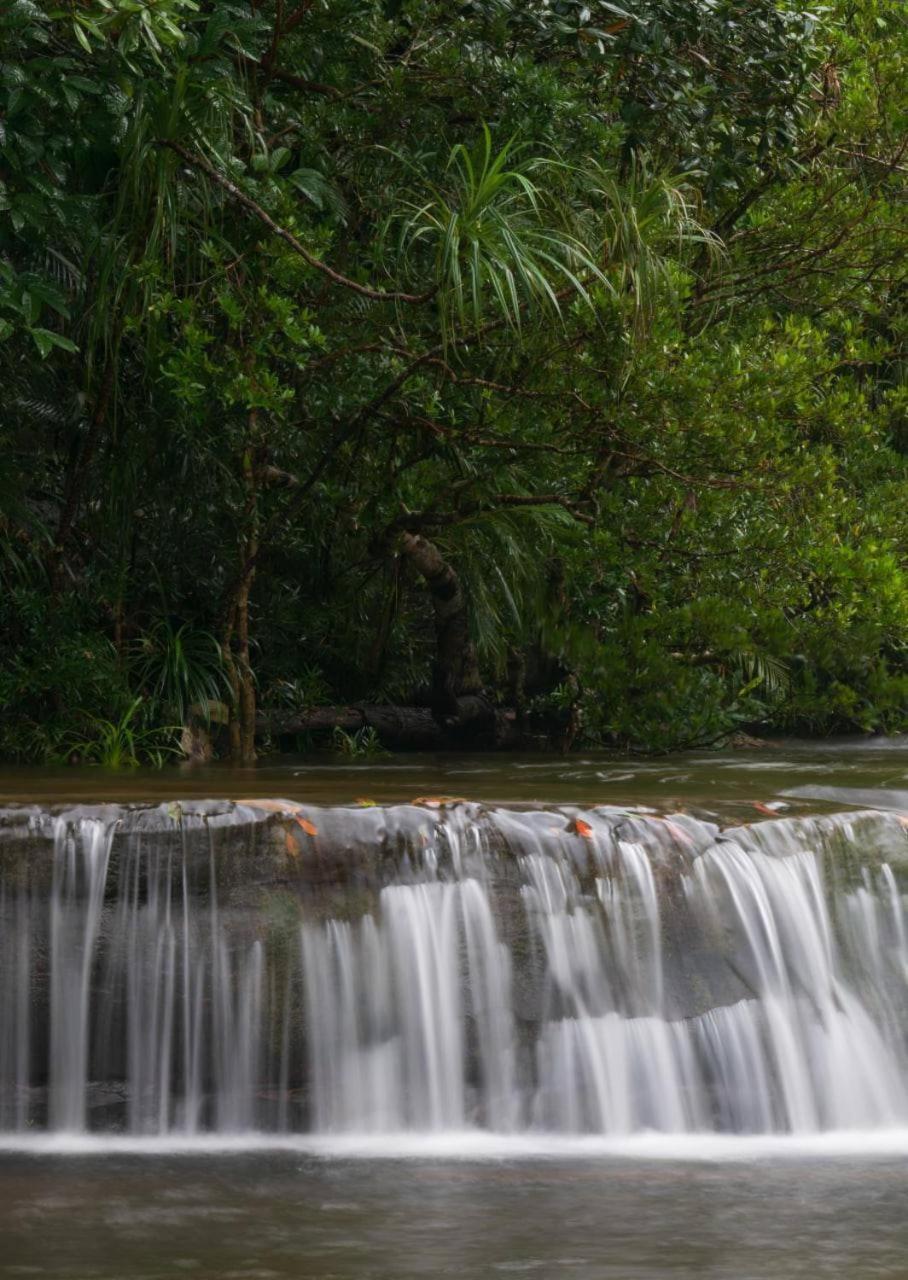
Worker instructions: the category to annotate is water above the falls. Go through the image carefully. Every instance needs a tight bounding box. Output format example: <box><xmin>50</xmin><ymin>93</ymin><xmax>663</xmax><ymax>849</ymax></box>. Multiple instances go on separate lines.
<box><xmin>2</xmin><ymin>737</ymin><xmax>907</xmax><ymax>818</ymax></box>
<box><xmin>1</xmin><ymin>799</ymin><xmax>907</xmax><ymax>1143</ymax></box>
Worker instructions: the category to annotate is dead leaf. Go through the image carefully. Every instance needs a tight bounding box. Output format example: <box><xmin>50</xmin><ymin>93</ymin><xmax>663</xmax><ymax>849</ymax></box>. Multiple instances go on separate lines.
<box><xmin>752</xmin><ymin>802</ymin><xmax>778</xmax><ymax>816</ymax></box>
<box><xmin>284</xmin><ymin>830</ymin><xmax>300</xmax><ymax>857</ymax></box>
<box><xmin>411</xmin><ymin>796</ymin><xmax>466</xmax><ymax>808</ymax></box>
<box><xmin>574</xmin><ymin>818</ymin><xmax>594</xmax><ymax>839</ymax></box>
<box><xmin>296</xmin><ymin>817</ymin><xmax>318</xmax><ymax>837</ymax></box>
<box><xmin>662</xmin><ymin>819</ymin><xmax>694</xmax><ymax>847</ymax></box>
<box><xmin>237</xmin><ymin>799</ymin><xmax>304</xmax><ymax>814</ymax></box>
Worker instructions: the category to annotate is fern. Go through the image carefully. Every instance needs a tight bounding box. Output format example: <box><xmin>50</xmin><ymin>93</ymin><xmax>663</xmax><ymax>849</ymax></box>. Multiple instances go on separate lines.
<box><xmin>731</xmin><ymin>650</ymin><xmax>791</xmax><ymax>698</ymax></box>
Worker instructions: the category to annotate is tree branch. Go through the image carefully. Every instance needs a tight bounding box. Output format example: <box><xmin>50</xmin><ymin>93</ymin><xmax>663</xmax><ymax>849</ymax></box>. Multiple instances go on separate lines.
<box><xmin>159</xmin><ymin>141</ymin><xmax>433</xmax><ymax>304</ymax></box>
<box><xmin>389</xmin><ymin>493</ymin><xmax>596</xmax><ymax>532</ymax></box>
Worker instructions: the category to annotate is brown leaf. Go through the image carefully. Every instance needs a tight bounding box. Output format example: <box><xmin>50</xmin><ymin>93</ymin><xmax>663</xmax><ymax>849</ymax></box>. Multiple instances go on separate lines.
<box><xmin>238</xmin><ymin>799</ymin><xmax>304</xmax><ymax>814</ymax></box>
<box><xmin>662</xmin><ymin>819</ymin><xmax>694</xmax><ymax>847</ymax></box>
<box><xmin>296</xmin><ymin>817</ymin><xmax>318</xmax><ymax>837</ymax></box>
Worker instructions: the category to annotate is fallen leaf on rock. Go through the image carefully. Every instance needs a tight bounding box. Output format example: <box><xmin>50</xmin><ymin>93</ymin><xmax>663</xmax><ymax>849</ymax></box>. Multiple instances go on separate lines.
<box><xmin>237</xmin><ymin>799</ymin><xmax>304</xmax><ymax>814</ymax></box>
<box><xmin>284</xmin><ymin>830</ymin><xmax>300</xmax><ymax>856</ymax></box>
<box><xmin>296</xmin><ymin>817</ymin><xmax>318</xmax><ymax>837</ymax></box>
<box><xmin>752</xmin><ymin>802</ymin><xmax>779</xmax><ymax>816</ymax></box>
<box><xmin>573</xmin><ymin>819</ymin><xmax>594</xmax><ymax>839</ymax></box>
<box><xmin>662</xmin><ymin>819</ymin><xmax>694</xmax><ymax>847</ymax></box>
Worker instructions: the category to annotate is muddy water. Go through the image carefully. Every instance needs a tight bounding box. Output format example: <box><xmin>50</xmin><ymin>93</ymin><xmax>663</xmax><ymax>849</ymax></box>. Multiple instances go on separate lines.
<box><xmin>1</xmin><ymin>738</ymin><xmax>906</xmax><ymax>821</ymax></box>
<box><xmin>2</xmin><ymin>1150</ymin><xmax>908</xmax><ymax>1279</ymax></box>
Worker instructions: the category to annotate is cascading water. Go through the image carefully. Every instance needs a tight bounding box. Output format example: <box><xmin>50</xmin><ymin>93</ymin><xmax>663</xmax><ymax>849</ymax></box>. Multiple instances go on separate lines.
<box><xmin>0</xmin><ymin>800</ymin><xmax>906</xmax><ymax>1139</ymax></box>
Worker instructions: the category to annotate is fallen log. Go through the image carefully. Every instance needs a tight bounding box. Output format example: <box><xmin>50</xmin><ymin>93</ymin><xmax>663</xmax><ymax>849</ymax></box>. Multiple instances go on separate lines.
<box><xmin>255</xmin><ymin>702</ymin><xmax>521</xmax><ymax>750</ymax></box>
<box><xmin>259</xmin><ymin>706</ymin><xmax>366</xmax><ymax>736</ymax></box>
<box><xmin>256</xmin><ymin>704</ymin><xmax>441</xmax><ymax>749</ymax></box>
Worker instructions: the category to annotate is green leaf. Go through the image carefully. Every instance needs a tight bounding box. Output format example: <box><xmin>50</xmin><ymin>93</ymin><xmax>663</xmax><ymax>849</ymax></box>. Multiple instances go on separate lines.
<box><xmin>72</xmin><ymin>20</ymin><xmax>93</xmax><ymax>52</ymax></box>
<box><xmin>30</xmin><ymin>328</ymin><xmax>78</xmax><ymax>358</ymax></box>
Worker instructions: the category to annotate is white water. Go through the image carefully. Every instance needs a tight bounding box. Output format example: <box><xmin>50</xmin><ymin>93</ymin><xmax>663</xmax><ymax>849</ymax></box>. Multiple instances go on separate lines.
<box><xmin>6</xmin><ymin>1130</ymin><xmax>908</xmax><ymax>1160</ymax></box>
<box><xmin>0</xmin><ymin>803</ymin><xmax>907</xmax><ymax>1140</ymax></box>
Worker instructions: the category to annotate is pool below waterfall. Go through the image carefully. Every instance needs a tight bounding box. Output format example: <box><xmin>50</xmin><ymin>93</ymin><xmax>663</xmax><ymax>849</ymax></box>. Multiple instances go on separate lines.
<box><xmin>2</xmin><ymin>742</ymin><xmax>908</xmax><ymax>1277</ymax></box>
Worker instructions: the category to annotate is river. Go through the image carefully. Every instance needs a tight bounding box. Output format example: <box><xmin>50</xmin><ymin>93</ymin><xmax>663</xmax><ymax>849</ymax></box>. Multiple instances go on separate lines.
<box><xmin>3</xmin><ymin>1149</ymin><xmax>908</xmax><ymax>1279</ymax></box>
<box><xmin>0</xmin><ymin>739</ymin><xmax>906</xmax><ymax>1277</ymax></box>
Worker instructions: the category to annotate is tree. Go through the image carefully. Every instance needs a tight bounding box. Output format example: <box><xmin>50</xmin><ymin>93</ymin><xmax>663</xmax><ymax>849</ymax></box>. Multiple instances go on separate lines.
<box><xmin>1</xmin><ymin>0</ymin><xmax>905</xmax><ymax>761</ymax></box>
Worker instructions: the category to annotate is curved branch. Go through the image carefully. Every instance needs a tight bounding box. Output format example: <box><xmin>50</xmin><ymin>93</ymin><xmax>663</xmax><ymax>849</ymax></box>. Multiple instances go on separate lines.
<box><xmin>390</xmin><ymin>493</ymin><xmax>595</xmax><ymax>532</ymax></box>
<box><xmin>159</xmin><ymin>142</ymin><xmax>434</xmax><ymax>305</ymax></box>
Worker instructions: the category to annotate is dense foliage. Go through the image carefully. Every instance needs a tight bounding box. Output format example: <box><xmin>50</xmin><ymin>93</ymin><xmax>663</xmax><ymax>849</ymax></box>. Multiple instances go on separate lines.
<box><xmin>1</xmin><ymin>0</ymin><xmax>906</xmax><ymax>761</ymax></box>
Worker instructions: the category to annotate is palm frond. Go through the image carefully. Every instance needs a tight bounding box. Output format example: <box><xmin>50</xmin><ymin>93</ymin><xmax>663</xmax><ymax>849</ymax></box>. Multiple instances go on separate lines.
<box><xmin>585</xmin><ymin>157</ymin><xmax>724</xmax><ymax>328</ymax></box>
<box><xmin>731</xmin><ymin>649</ymin><xmax>791</xmax><ymax>698</ymax></box>
<box><xmin>433</xmin><ymin>502</ymin><xmax>573</xmax><ymax>668</ymax></box>
<box><xmin>390</xmin><ymin>126</ymin><xmax>608</xmax><ymax>344</ymax></box>
<box><xmin>130</xmin><ymin>618</ymin><xmax>228</xmax><ymax>724</ymax></box>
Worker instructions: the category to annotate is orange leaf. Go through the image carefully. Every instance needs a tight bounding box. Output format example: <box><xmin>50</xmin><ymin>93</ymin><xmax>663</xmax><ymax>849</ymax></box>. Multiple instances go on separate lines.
<box><xmin>296</xmin><ymin>817</ymin><xmax>318</xmax><ymax>837</ymax></box>
<box><xmin>662</xmin><ymin>819</ymin><xmax>694</xmax><ymax>847</ymax></box>
<box><xmin>574</xmin><ymin>818</ymin><xmax>594</xmax><ymax>839</ymax></box>
<box><xmin>238</xmin><ymin>799</ymin><xmax>304</xmax><ymax>814</ymax></box>
<box><xmin>284</xmin><ymin>830</ymin><xmax>300</xmax><ymax>857</ymax></box>
<box><xmin>752</xmin><ymin>802</ymin><xmax>778</xmax><ymax>816</ymax></box>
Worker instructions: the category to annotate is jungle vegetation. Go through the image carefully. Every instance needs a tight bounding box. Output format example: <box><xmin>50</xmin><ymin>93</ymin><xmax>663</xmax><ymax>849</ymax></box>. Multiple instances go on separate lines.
<box><xmin>1</xmin><ymin>0</ymin><xmax>906</xmax><ymax>762</ymax></box>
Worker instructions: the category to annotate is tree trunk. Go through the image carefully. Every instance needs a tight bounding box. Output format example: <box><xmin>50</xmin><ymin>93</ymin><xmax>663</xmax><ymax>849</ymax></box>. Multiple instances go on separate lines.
<box><xmin>398</xmin><ymin>531</ymin><xmax>485</xmax><ymax>720</ymax></box>
<box><xmin>223</xmin><ymin>422</ymin><xmax>260</xmax><ymax>766</ymax></box>
<box><xmin>221</xmin><ymin>598</ymin><xmax>244</xmax><ymax>762</ymax></box>
<box><xmin>48</xmin><ymin>359</ymin><xmax>116</xmax><ymax>593</ymax></box>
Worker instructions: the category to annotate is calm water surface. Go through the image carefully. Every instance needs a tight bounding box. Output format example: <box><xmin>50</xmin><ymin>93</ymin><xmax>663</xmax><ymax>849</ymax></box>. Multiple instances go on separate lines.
<box><xmin>2</xmin><ymin>1152</ymin><xmax>908</xmax><ymax>1279</ymax></box>
<box><xmin>2</xmin><ymin>738</ymin><xmax>907</xmax><ymax>821</ymax></box>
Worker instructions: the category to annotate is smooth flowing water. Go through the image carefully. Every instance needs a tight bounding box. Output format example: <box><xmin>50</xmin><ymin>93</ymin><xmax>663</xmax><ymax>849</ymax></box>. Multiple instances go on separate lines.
<box><xmin>3</xmin><ymin>1151</ymin><xmax>908</xmax><ymax>1280</ymax></box>
<box><xmin>2</xmin><ymin>795</ymin><xmax>908</xmax><ymax>1138</ymax></box>
<box><xmin>2</xmin><ymin>737</ymin><xmax>907</xmax><ymax>814</ymax></box>
<box><xmin>1</xmin><ymin>743</ymin><xmax>907</xmax><ymax>1276</ymax></box>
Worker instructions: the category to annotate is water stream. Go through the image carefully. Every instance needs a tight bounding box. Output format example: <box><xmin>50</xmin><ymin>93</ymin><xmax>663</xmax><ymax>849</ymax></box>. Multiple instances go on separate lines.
<box><xmin>1</xmin><ymin>793</ymin><xmax>907</xmax><ymax>1143</ymax></box>
<box><xmin>3</xmin><ymin>749</ymin><xmax>908</xmax><ymax>1277</ymax></box>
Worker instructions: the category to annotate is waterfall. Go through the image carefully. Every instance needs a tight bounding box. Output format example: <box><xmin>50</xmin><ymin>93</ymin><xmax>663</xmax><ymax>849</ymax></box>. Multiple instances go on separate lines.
<box><xmin>48</xmin><ymin>817</ymin><xmax>114</xmax><ymax>1130</ymax></box>
<box><xmin>303</xmin><ymin>879</ymin><xmax>516</xmax><ymax>1132</ymax></box>
<box><xmin>0</xmin><ymin>801</ymin><xmax>906</xmax><ymax>1137</ymax></box>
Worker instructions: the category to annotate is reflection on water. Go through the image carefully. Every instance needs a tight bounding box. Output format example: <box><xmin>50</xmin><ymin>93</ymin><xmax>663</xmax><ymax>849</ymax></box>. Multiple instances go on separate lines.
<box><xmin>1</xmin><ymin>738</ymin><xmax>907</xmax><ymax>821</ymax></box>
<box><xmin>1</xmin><ymin>1152</ymin><xmax>907</xmax><ymax>1279</ymax></box>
